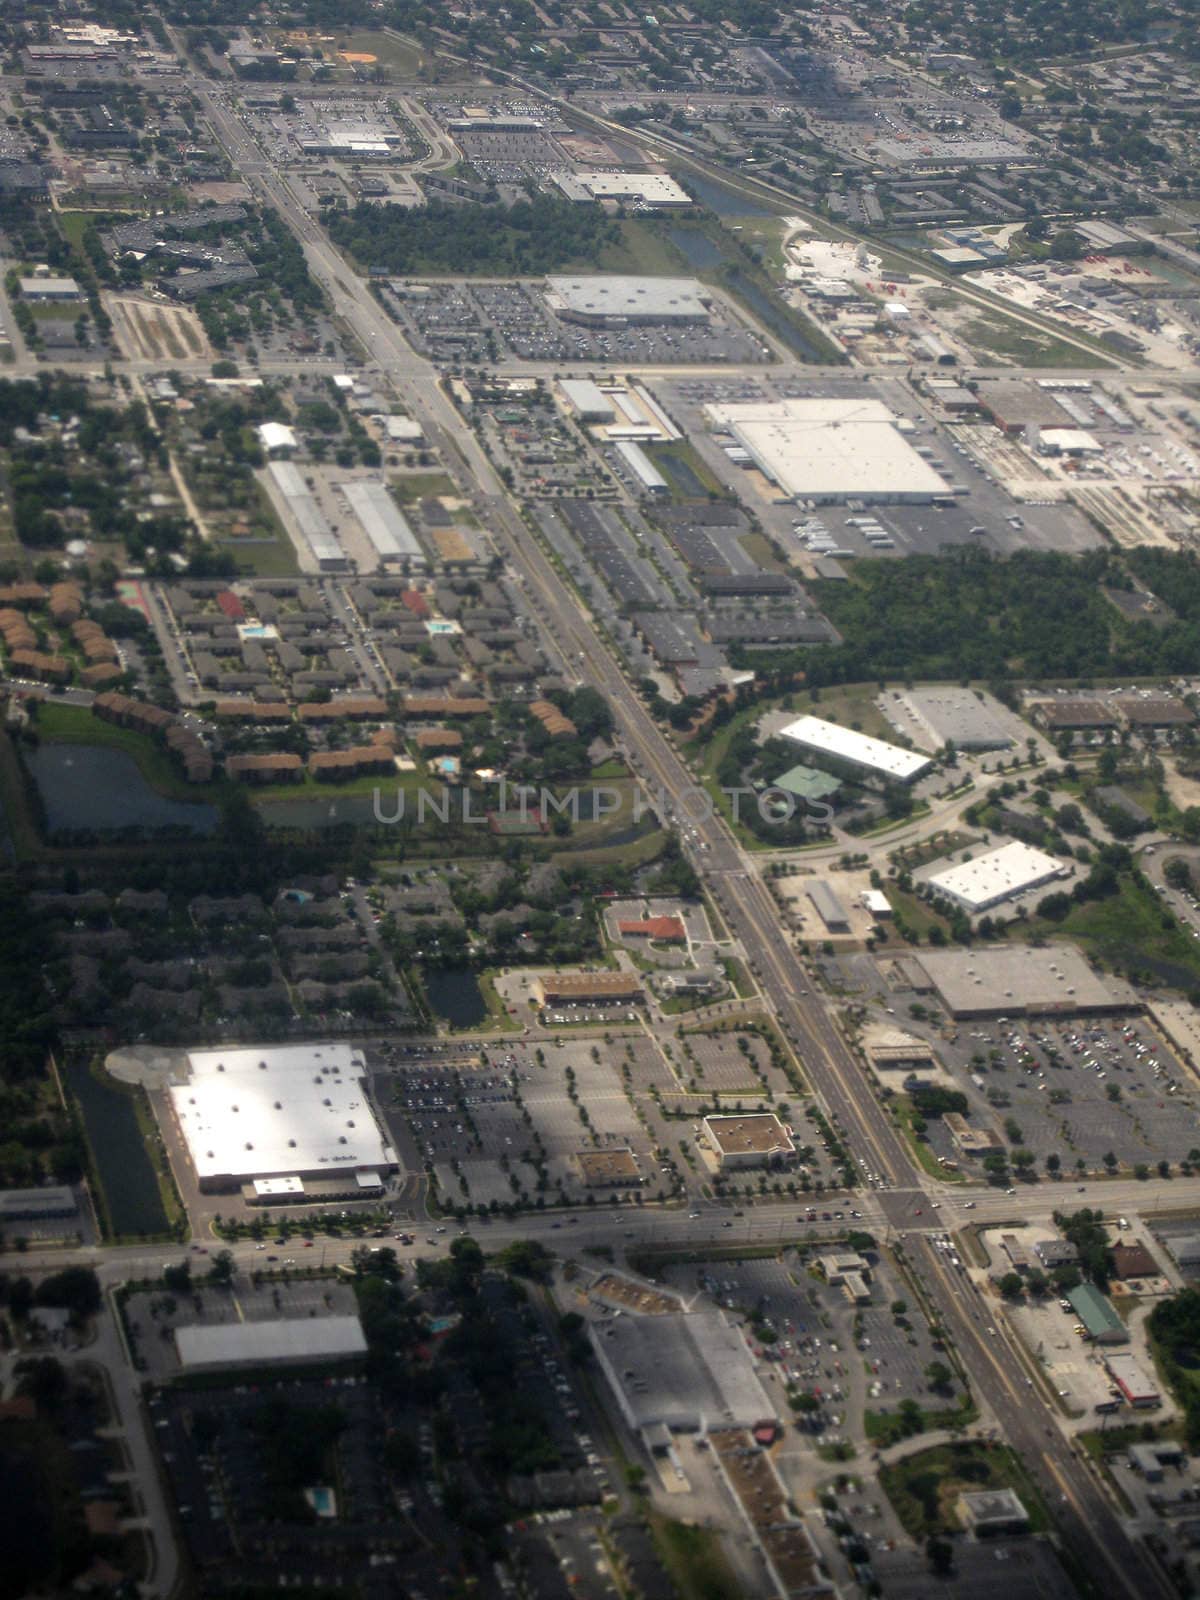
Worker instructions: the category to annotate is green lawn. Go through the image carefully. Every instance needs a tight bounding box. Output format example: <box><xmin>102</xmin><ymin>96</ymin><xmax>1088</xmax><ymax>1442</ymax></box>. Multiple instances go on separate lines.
<box><xmin>222</xmin><ymin>529</ymin><xmax>300</xmax><ymax>578</ymax></box>
<box><xmin>650</xmin><ymin>1516</ymin><xmax>741</xmax><ymax>1600</ymax></box>
<box><xmin>645</xmin><ymin>439</ymin><xmax>726</xmax><ymax>499</ymax></box>
<box><xmin>892</xmin><ymin>1096</ymin><xmax>966</xmax><ymax>1183</ymax></box>
<box><xmin>332</xmin><ymin>28</ymin><xmax>424</xmax><ymax>74</ymax></box>
<box><xmin>597</xmin><ymin>219</ymin><xmax>688</xmax><ymax>275</ymax></box>
<box><xmin>739</xmin><ymin>531</ymin><xmax>785</xmax><ymax>573</ymax></box>
<box><xmin>1016</xmin><ymin>873</ymin><xmax>1200</xmax><ymax>989</ymax></box>
<box><xmin>880</xmin><ymin>1441</ymin><xmax>1049</xmax><ymax>1538</ymax></box>
<box><xmin>391</xmin><ymin>471</ymin><xmax>456</xmax><ymax>503</ymax></box>
<box><xmin>962</xmin><ymin>314</ymin><xmax>1112</xmax><ymax>369</ymax></box>
<box><xmin>864</xmin><ymin>1400</ymin><xmax>976</xmax><ymax>1446</ymax></box>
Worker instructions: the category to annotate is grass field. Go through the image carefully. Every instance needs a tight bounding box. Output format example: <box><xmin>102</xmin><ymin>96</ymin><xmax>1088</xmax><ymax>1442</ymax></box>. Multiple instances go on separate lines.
<box><xmin>1016</xmin><ymin>872</ymin><xmax>1200</xmax><ymax>989</ymax></box>
<box><xmin>724</xmin><ymin>213</ymin><xmax>791</xmax><ymax>271</ymax></box>
<box><xmin>962</xmin><ymin>314</ymin><xmax>1112</xmax><ymax>369</ymax></box>
<box><xmin>646</xmin><ymin>438</ymin><xmax>725</xmax><ymax>499</ymax></box>
<box><xmin>739</xmin><ymin>531</ymin><xmax>785</xmax><ymax>572</ymax></box>
<box><xmin>597</xmin><ymin>219</ymin><xmax>688</xmax><ymax>275</ymax></box>
<box><xmin>334</xmin><ymin>29</ymin><xmax>424</xmax><ymax>74</ymax></box>
<box><xmin>650</xmin><ymin>1516</ymin><xmax>741</xmax><ymax>1600</ymax></box>
<box><xmin>221</xmin><ymin>528</ymin><xmax>301</xmax><ymax>578</ymax></box>
<box><xmin>879</xmin><ymin>1441</ymin><xmax>1049</xmax><ymax>1538</ymax></box>
<box><xmin>391</xmin><ymin>471</ymin><xmax>456</xmax><ymax>504</ymax></box>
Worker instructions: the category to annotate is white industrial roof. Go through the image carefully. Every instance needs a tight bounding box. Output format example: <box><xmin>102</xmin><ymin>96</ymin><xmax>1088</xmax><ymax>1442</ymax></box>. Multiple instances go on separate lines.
<box><xmin>339</xmin><ymin>478</ymin><xmax>423</xmax><ymax>562</ymax></box>
<box><xmin>168</xmin><ymin>1042</ymin><xmax>390</xmax><ymax>1184</ymax></box>
<box><xmin>576</xmin><ymin>171</ymin><xmax>691</xmax><ymax>206</ymax></box>
<box><xmin>267</xmin><ymin>460</ymin><xmax>344</xmax><ymax>567</ymax></box>
<box><xmin>257</xmin><ymin>421</ymin><xmax>297</xmax><ymax>452</ymax></box>
<box><xmin>175</xmin><ymin>1315</ymin><xmax>367</xmax><ymax>1370</ymax></box>
<box><xmin>545</xmin><ymin>275</ymin><xmax>709</xmax><ymax>320</ymax></box>
<box><xmin>559</xmin><ymin>378</ymin><xmax>615</xmax><ymax>421</ymax></box>
<box><xmin>929</xmin><ymin>841</ymin><xmax>1065</xmax><ymax>912</ymax></box>
<box><xmin>614</xmin><ymin>439</ymin><xmax>667</xmax><ymax>491</ymax></box>
<box><xmin>780</xmin><ymin>714</ymin><xmax>933</xmax><ymax>782</ymax></box>
<box><xmin>1041</xmin><ymin>427</ymin><xmax>1103</xmax><ymax>454</ymax></box>
<box><xmin>383</xmin><ymin>415</ymin><xmax>423</xmax><ymax>441</ymax></box>
<box><xmin>705</xmin><ymin>398</ymin><xmax>950</xmax><ymax>502</ymax></box>
<box><xmin>914</xmin><ymin>944</ymin><xmax>1127</xmax><ymax>1015</ymax></box>
<box><xmin>20</xmin><ymin>276</ymin><xmax>80</xmax><ymax>295</ymax></box>
<box><xmin>886</xmin><ymin>686</ymin><xmax>1017</xmax><ymax>752</ymax></box>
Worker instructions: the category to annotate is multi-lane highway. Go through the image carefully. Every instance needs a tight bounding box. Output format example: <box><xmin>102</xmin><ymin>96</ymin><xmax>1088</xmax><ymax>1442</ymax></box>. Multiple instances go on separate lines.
<box><xmin>81</xmin><ymin>77</ymin><xmax>1184</xmax><ymax>1600</ymax></box>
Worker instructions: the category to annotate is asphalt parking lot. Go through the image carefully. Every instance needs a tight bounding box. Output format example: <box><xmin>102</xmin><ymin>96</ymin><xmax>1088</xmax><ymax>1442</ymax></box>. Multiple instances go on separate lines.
<box><xmin>388</xmin><ymin>1040</ymin><xmax>660</xmax><ymax>1208</ymax></box>
<box><xmin>658</xmin><ymin>373</ymin><xmax>1102</xmax><ymax>561</ymax></box>
<box><xmin>931</xmin><ymin>1015</ymin><xmax>1200</xmax><ymax>1170</ymax></box>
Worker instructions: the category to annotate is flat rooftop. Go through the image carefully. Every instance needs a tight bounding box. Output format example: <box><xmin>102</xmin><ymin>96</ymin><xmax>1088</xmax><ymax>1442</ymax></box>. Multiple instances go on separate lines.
<box><xmin>175</xmin><ymin>1314</ymin><xmax>367</xmax><ymax>1370</ymax></box>
<box><xmin>545</xmin><ymin>275</ymin><xmax>709</xmax><ymax>321</ymax></box>
<box><xmin>779</xmin><ymin>714</ymin><xmax>933</xmax><ymax>783</ymax></box>
<box><xmin>910</xmin><ymin>945</ymin><xmax>1135</xmax><ymax>1017</ymax></box>
<box><xmin>591</xmin><ymin>1310</ymin><xmax>772</xmax><ymax>1431</ymax></box>
<box><xmin>928</xmin><ymin>840</ymin><xmax>1065</xmax><ymax>911</ymax></box>
<box><xmin>704</xmin><ymin>398</ymin><xmax>950</xmax><ymax>503</ymax></box>
<box><xmin>575</xmin><ymin>171</ymin><xmax>691</xmax><ymax>205</ymax></box>
<box><xmin>167</xmin><ymin>1042</ymin><xmax>391</xmax><ymax>1185</ymax></box>
<box><xmin>704</xmin><ymin>1113</ymin><xmax>794</xmax><ymax>1156</ymax></box>
<box><xmin>885</xmin><ymin>686</ymin><xmax>1017</xmax><ymax>752</ymax></box>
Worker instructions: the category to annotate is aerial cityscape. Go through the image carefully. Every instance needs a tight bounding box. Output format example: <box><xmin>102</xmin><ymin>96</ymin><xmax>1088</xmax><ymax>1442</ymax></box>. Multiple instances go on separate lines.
<box><xmin>4</xmin><ymin>1</ymin><xmax>1200</xmax><ymax>1598</ymax></box>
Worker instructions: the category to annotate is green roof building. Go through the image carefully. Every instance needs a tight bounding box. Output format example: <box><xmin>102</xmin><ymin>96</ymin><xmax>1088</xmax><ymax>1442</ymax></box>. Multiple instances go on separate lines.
<box><xmin>773</xmin><ymin>764</ymin><xmax>843</xmax><ymax>803</ymax></box>
<box><xmin>1067</xmin><ymin>1283</ymin><xmax>1128</xmax><ymax>1345</ymax></box>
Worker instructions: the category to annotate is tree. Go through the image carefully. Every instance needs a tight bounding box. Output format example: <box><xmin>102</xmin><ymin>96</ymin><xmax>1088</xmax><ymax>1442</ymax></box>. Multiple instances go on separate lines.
<box><xmin>496</xmin><ymin>1239</ymin><xmax>552</xmax><ymax>1282</ymax></box>
<box><xmin>1166</xmin><ymin>857</ymin><xmax>1193</xmax><ymax>892</ymax></box>
<box><xmin>162</xmin><ymin>1260</ymin><xmax>192</xmax><ymax>1294</ymax></box>
<box><xmin>925</xmin><ymin>1360</ymin><xmax>953</xmax><ymax>1392</ymax></box>
<box><xmin>998</xmin><ymin>1272</ymin><xmax>1025</xmax><ymax>1300</ymax></box>
<box><xmin>1055</xmin><ymin>1208</ymin><xmax>1111</xmax><ymax>1288</ymax></box>
<box><xmin>33</xmin><ymin>1265</ymin><xmax>100</xmax><ymax>1321</ymax></box>
<box><xmin>207</xmin><ymin>1249</ymin><xmax>235</xmax><ymax>1286</ymax></box>
<box><xmin>926</xmin><ymin>1536</ymin><xmax>955</xmax><ymax>1577</ymax></box>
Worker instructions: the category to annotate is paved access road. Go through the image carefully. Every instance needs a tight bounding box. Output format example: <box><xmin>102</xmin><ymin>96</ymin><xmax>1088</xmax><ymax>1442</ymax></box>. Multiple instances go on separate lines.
<box><xmin>81</xmin><ymin>77</ymin><xmax>1181</xmax><ymax>1600</ymax></box>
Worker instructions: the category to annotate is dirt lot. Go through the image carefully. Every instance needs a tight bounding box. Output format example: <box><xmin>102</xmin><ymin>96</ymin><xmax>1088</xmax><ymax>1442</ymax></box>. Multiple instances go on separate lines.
<box><xmin>111</xmin><ymin>296</ymin><xmax>211</xmax><ymax>362</ymax></box>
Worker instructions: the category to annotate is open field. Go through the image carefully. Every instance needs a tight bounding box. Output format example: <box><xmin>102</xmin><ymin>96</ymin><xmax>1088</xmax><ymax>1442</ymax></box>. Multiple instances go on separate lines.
<box><xmin>650</xmin><ymin>1516</ymin><xmax>741</xmax><ymax>1600</ymax></box>
<box><xmin>596</xmin><ymin>218</ymin><xmax>688</xmax><ymax>275</ymax></box>
<box><xmin>961</xmin><ymin>313</ymin><xmax>1111</xmax><ymax>369</ymax></box>
<box><xmin>880</xmin><ymin>1441</ymin><xmax>1049</xmax><ymax>1538</ymax></box>
<box><xmin>110</xmin><ymin>296</ymin><xmax>210</xmax><ymax>362</ymax></box>
<box><xmin>1015</xmin><ymin>872</ymin><xmax>1200</xmax><ymax>989</ymax></box>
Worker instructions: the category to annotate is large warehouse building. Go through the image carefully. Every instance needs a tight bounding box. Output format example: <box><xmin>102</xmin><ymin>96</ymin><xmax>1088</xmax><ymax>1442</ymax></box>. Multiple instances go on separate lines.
<box><xmin>166</xmin><ymin>1042</ymin><xmax>394</xmax><ymax>1194</ymax></box>
<box><xmin>704</xmin><ymin>398</ymin><xmax>951</xmax><ymax>504</ymax></box>
<box><xmin>174</xmin><ymin>1315</ymin><xmax>368</xmax><ymax>1373</ymax></box>
<box><xmin>909</xmin><ymin>945</ymin><xmax>1136</xmax><ymax>1019</ymax></box>
<box><xmin>553</xmin><ymin>171</ymin><xmax>692</xmax><ymax>208</ymax></box>
<box><xmin>882</xmin><ymin>686</ymin><xmax>1017</xmax><ymax>753</ymax></box>
<box><xmin>266</xmin><ymin>461</ymin><xmax>347</xmax><ymax>572</ymax></box>
<box><xmin>338</xmin><ymin>479</ymin><xmax>426</xmax><ymax>568</ymax></box>
<box><xmin>590</xmin><ymin>1310</ymin><xmax>773</xmax><ymax>1436</ymax></box>
<box><xmin>779</xmin><ymin>714</ymin><xmax>933</xmax><ymax>786</ymax></box>
<box><xmin>544</xmin><ymin>276</ymin><xmax>710</xmax><ymax>326</ymax></box>
<box><xmin>928</xmin><ymin>840</ymin><xmax>1067</xmax><ymax>913</ymax></box>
